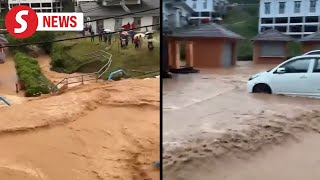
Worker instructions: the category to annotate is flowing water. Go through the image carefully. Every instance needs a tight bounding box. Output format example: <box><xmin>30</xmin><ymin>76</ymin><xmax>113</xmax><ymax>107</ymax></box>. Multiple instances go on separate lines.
<box><xmin>163</xmin><ymin>62</ymin><xmax>320</xmax><ymax>180</ymax></box>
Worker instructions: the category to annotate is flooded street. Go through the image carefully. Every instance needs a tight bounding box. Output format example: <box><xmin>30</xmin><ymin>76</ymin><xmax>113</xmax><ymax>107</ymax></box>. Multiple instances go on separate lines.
<box><xmin>163</xmin><ymin>62</ymin><xmax>320</xmax><ymax>179</ymax></box>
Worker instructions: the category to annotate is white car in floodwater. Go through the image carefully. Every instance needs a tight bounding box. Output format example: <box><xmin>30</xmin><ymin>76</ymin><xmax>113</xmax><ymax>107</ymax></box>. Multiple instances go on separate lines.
<box><xmin>247</xmin><ymin>54</ymin><xmax>320</xmax><ymax>96</ymax></box>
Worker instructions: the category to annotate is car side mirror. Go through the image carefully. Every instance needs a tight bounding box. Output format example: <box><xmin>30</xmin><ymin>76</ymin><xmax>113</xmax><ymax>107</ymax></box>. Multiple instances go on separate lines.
<box><xmin>276</xmin><ymin>67</ymin><xmax>286</xmax><ymax>74</ymax></box>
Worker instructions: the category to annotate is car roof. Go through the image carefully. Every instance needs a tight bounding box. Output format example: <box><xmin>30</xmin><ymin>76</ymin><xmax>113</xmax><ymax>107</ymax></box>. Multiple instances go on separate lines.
<box><xmin>304</xmin><ymin>50</ymin><xmax>320</xmax><ymax>54</ymax></box>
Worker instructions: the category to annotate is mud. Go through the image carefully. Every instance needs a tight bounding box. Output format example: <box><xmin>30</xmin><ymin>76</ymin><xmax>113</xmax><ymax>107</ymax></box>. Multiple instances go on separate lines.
<box><xmin>163</xmin><ymin>62</ymin><xmax>320</xmax><ymax>179</ymax></box>
<box><xmin>0</xmin><ymin>54</ymin><xmax>160</xmax><ymax>179</ymax></box>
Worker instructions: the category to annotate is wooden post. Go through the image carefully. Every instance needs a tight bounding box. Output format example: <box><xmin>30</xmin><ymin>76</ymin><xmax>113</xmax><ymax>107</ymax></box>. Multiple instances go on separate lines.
<box><xmin>185</xmin><ymin>41</ymin><xmax>194</xmax><ymax>67</ymax></box>
<box><xmin>81</xmin><ymin>75</ymin><xmax>84</xmax><ymax>84</ymax></box>
<box><xmin>15</xmin><ymin>83</ymin><xmax>19</xmax><ymax>93</ymax></box>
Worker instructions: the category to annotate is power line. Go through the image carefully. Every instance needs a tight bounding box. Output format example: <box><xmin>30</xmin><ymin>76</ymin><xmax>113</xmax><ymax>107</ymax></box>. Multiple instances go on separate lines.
<box><xmin>0</xmin><ymin>7</ymin><xmax>160</xmax><ymax>34</ymax></box>
<box><xmin>2</xmin><ymin>23</ymin><xmax>159</xmax><ymax>48</ymax></box>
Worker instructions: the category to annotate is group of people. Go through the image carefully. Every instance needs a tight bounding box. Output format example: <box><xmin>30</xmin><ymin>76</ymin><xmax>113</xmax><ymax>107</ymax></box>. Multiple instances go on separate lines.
<box><xmin>83</xmin><ymin>22</ymin><xmax>154</xmax><ymax>51</ymax></box>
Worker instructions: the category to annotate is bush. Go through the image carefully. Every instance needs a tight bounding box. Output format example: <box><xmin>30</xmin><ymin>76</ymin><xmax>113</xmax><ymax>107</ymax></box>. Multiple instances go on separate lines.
<box><xmin>13</xmin><ymin>52</ymin><xmax>52</xmax><ymax>97</ymax></box>
<box><xmin>50</xmin><ymin>43</ymin><xmax>80</xmax><ymax>73</ymax></box>
<box><xmin>6</xmin><ymin>31</ymin><xmax>55</xmax><ymax>54</ymax></box>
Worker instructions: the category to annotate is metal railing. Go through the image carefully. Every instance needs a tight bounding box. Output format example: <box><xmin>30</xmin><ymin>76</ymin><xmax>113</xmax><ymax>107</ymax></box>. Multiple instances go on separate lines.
<box><xmin>50</xmin><ymin>50</ymin><xmax>113</xmax><ymax>93</ymax></box>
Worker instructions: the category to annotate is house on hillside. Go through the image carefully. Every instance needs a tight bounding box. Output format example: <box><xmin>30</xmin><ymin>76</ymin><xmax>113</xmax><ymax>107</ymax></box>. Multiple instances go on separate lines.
<box><xmin>259</xmin><ymin>0</ymin><xmax>320</xmax><ymax>39</ymax></box>
<box><xmin>163</xmin><ymin>0</ymin><xmax>193</xmax><ymax>28</ymax></box>
<box><xmin>163</xmin><ymin>0</ymin><xmax>229</xmax><ymax>28</ymax></box>
<box><xmin>8</xmin><ymin>0</ymin><xmax>63</xmax><ymax>12</ymax></box>
<box><xmin>79</xmin><ymin>0</ymin><xmax>159</xmax><ymax>33</ymax></box>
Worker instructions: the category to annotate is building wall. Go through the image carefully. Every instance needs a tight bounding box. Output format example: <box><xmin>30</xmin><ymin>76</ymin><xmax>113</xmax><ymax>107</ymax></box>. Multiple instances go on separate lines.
<box><xmin>259</xmin><ymin>0</ymin><xmax>320</xmax><ymax>38</ymax></box>
<box><xmin>302</xmin><ymin>42</ymin><xmax>320</xmax><ymax>53</ymax></box>
<box><xmin>163</xmin><ymin>0</ymin><xmax>192</xmax><ymax>28</ymax></box>
<box><xmin>253</xmin><ymin>41</ymin><xmax>289</xmax><ymax>64</ymax></box>
<box><xmin>8</xmin><ymin>0</ymin><xmax>63</xmax><ymax>12</ymax></box>
<box><xmin>185</xmin><ymin>0</ymin><xmax>215</xmax><ymax>12</ymax></box>
<box><xmin>89</xmin><ymin>15</ymin><xmax>156</xmax><ymax>33</ymax></box>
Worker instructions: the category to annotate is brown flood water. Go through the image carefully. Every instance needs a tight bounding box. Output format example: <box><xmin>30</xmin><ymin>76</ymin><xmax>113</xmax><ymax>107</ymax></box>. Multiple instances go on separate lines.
<box><xmin>163</xmin><ymin>62</ymin><xmax>320</xmax><ymax>179</ymax></box>
<box><xmin>0</xmin><ymin>55</ymin><xmax>160</xmax><ymax>180</ymax></box>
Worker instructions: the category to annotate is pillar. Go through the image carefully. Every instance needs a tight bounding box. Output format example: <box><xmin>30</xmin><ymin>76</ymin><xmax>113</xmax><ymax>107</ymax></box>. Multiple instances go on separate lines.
<box><xmin>185</xmin><ymin>41</ymin><xmax>194</xmax><ymax>67</ymax></box>
<box><xmin>168</xmin><ymin>40</ymin><xmax>180</xmax><ymax>69</ymax></box>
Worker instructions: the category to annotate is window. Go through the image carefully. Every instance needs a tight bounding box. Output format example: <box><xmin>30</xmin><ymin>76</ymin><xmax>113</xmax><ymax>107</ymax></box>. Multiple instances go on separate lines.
<box><xmin>313</xmin><ymin>59</ymin><xmax>320</xmax><ymax>73</ymax></box>
<box><xmin>260</xmin><ymin>42</ymin><xmax>285</xmax><ymax>57</ymax></box>
<box><xmin>203</xmin><ymin>0</ymin><xmax>207</xmax><ymax>9</ymax></box>
<box><xmin>280</xmin><ymin>58</ymin><xmax>312</xmax><ymax>73</ymax></box>
<box><xmin>264</xmin><ymin>2</ymin><xmax>271</xmax><ymax>14</ymax></box>
<box><xmin>133</xmin><ymin>17</ymin><xmax>141</xmax><ymax>31</ymax></box>
<box><xmin>192</xmin><ymin>1</ymin><xmax>196</xmax><ymax>9</ymax></box>
<box><xmin>279</xmin><ymin>2</ymin><xmax>285</xmax><ymax>14</ymax></box>
<box><xmin>152</xmin><ymin>16</ymin><xmax>160</xmax><ymax>30</ymax></box>
<box><xmin>310</xmin><ymin>0</ymin><xmax>317</xmax><ymax>12</ymax></box>
<box><xmin>294</xmin><ymin>1</ymin><xmax>301</xmax><ymax>13</ymax></box>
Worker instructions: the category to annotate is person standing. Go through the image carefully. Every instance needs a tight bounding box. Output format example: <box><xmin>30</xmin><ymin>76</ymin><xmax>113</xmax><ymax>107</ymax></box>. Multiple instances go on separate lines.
<box><xmin>147</xmin><ymin>33</ymin><xmax>154</xmax><ymax>51</ymax></box>
<box><xmin>108</xmin><ymin>33</ymin><xmax>112</xmax><ymax>45</ymax></box>
<box><xmin>90</xmin><ymin>31</ymin><xmax>95</xmax><ymax>42</ymax></box>
<box><xmin>134</xmin><ymin>36</ymin><xmax>140</xmax><ymax>49</ymax></box>
<box><xmin>98</xmin><ymin>27</ymin><xmax>103</xmax><ymax>42</ymax></box>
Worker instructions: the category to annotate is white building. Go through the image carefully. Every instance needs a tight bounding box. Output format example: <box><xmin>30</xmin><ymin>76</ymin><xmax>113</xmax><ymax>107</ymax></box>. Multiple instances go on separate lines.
<box><xmin>186</xmin><ymin>0</ymin><xmax>228</xmax><ymax>19</ymax></box>
<box><xmin>259</xmin><ymin>0</ymin><xmax>320</xmax><ymax>38</ymax></box>
<box><xmin>163</xmin><ymin>0</ymin><xmax>193</xmax><ymax>28</ymax></box>
<box><xmin>8</xmin><ymin>0</ymin><xmax>63</xmax><ymax>12</ymax></box>
<box><xmin>79</xmin><ymin>0</ymin><xmax>159</xmax><ymax>33</ymax></box>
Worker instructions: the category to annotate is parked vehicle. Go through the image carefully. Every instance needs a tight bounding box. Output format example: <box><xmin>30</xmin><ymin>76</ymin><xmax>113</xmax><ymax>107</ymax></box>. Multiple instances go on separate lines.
<box><xmin>247</xmin><ymin>54</ymin><xmax>320</xmax><ymax>96</ymax></box>
<box><xmin>303</xmin><ymin>50</ymin><xmax>320</xmax><ymax>55</ymax></box>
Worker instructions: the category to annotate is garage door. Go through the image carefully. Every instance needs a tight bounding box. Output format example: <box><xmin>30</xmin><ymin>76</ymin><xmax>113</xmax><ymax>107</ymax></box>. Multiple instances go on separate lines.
<box><xmin>223</xmin><ymin>43</ymin><xmax>232</xmax><ymax>67</ymax></box>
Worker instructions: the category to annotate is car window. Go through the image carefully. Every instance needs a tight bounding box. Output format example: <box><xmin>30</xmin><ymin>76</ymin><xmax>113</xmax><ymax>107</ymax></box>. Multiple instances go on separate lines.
<box><xmin>313</xmin><ymin>59</ymin><xmax>320</xmax><ymax>73</ymax></box>
<box><xmin>279</xmin><ymin>58</ymin><xmax>312</xmax><ymax>73</ymax></box>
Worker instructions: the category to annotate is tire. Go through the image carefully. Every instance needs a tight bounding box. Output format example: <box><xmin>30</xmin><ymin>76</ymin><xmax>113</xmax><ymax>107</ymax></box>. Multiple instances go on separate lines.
<box><xmin>253</xmin><ymin>84</ymin><xmax>272</xmax><ymax>94</ymax></box>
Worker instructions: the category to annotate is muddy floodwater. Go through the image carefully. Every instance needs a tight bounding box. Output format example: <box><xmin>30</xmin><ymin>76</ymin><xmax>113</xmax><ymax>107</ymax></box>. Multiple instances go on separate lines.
<box><xmin>0</xmin><ymin>55</ymin><xmax>160</xmax><ymax>180</ymax></box>
<box><xmin>163</xmin><ymin>62</ymin><xmax>320</xmax><ymax>179</ymax></box>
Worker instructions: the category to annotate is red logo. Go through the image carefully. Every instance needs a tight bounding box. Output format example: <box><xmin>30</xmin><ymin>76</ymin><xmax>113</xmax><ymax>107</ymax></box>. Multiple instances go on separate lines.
<box><xmin>5</xmin><ymin>5</ymin><xmax>38</xmax><ymax>39</ymax></box>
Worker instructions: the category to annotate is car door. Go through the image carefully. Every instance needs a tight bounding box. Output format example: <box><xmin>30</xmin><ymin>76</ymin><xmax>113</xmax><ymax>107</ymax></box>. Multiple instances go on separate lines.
<box><xmin>269</xmin><ymin>57</ymin><xmax>314</xmax><ymax>95</ymax></box>
<box><xmin>307</xmin><ymin>58</ymin><xmax>320</xmax><ymax>96</ymax></box>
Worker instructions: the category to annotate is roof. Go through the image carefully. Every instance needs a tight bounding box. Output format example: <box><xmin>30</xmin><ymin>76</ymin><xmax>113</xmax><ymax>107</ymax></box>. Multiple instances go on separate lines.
<box><xmin>0</xmin><ymin>35</ymin><xmax>8</xmax><ymax>44</ymax></box>
<box><xmin>252</xmin><ymin>29</ymin><xmax>293</xmax><ymax>42</ymax></box>
<box><xmin>79</xmin><ymin>0</ymin><xmax>159</xmax><ymax>18</ymax></box>
<box><xmin>299</xmin><ymin>31</ymin><xmax>320</xmax><ymax>42</ymax></box>
<box><xmin>169</xmin><ymin>23</ymin><xmax>244</xmax><ymax>39</ymax></box>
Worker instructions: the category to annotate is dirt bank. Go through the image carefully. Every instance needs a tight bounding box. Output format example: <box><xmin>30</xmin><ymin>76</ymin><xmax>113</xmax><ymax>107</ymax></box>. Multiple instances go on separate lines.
<box><xmin>0</xmin><ymin>78</ymin><xmax>160</xmax><ymax>180</ymax></box>
<box><xmin>163</xmin><ymin>62</ymin><xmax>320</xmax><ymax>179</ymax></box>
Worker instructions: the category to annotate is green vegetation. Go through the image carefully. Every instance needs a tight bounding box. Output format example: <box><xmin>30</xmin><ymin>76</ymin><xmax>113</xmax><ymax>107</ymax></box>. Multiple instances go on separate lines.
<box><xmin>51</xmin><ymin>33</ymin><xmax>160</xmax><ymax>78</ymax></box>
<box><xmin>6</xmin><ymin>32</ymin><xmax>55</xmax><ymax>54</ymax></box>
<box><xmin>13</xmin><ymin>52</ymin><xmax>52</xmax><ymax>97</ymax></box>
<box><xmin>221</xmin><ymin>2</ymin><xmax>301</xmax><ymax>60</ymax></box>
<box><xmin>222</xmin><ymin>5</ymin><xmax>259</xmax><ymax>60</ymax></box>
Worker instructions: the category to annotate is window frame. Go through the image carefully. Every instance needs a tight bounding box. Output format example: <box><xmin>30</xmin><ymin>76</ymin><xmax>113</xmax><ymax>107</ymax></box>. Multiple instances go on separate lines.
<box><xmin>275</xmin><ymin>58</ymin><xmax>314</xmax><ymax>74</ymax></box>
<box><xmin>312</xmin><ymin>58</ymin><xmax>320</xmax><ymax>73</ymax></box>
<box><xmin>310</xmin><ymin>0</ymin><xmax>317</xmax><ymax>12</ymax></box>
<box><xmin>264</xmin><ymin>2</ymin><xmax>271</xmax><ymax>14</ymax></box>
<box><xmin>279</xmin><ymin>2</ymin><xmax>286</xmax><ymax>14</ymax></box>
<box><xmin>294</xmin><ymin>1</ymin><xmax>301</xmax><ymax>13</ymax></box>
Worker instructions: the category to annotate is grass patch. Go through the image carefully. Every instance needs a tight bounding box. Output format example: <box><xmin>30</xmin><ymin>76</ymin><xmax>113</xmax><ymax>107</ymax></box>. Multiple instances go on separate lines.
<box><xmin>51</xmin><ymin>32</ymin><xmax>160</xmax><ymax>78</ymax></box>
<box><xmin>14</xmin><ymin>52</ymin><xmax>52</xmax><ymax>97</ymax></box>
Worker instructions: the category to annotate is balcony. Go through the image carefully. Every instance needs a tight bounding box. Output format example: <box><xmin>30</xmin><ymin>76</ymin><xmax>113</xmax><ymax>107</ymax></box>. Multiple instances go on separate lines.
<box><xmin>101</xmin><ymin>0</ymin><xmax>141</xmax><ymax>6</ymax></box>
